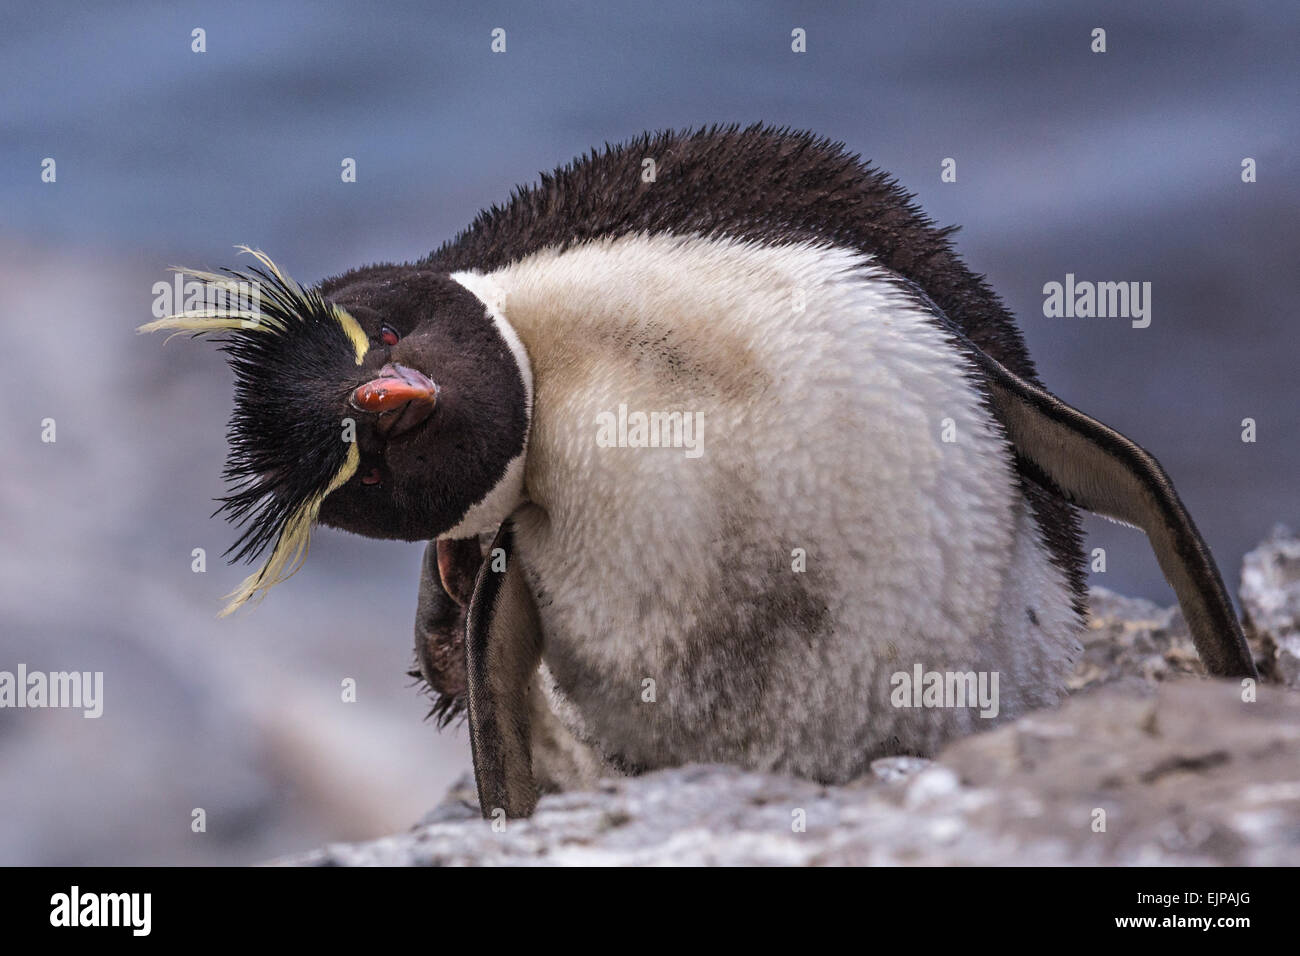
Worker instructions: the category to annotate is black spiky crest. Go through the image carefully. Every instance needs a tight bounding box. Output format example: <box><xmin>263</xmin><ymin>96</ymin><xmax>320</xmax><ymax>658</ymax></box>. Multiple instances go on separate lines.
<box><xmin>216</xmin><ymin>265</ymin><xmax>363</xmax><ymax>562</ymax></box>
<box><xmin>139</xmin><ymin>249</ymin><xmax>369</xmax><ymax>613</ymax></box>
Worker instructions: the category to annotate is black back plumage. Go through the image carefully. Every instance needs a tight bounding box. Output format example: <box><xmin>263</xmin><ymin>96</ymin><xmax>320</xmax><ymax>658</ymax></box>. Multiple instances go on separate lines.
<box><xmin>424</xmin><ymin>124</ymin><xmax>1087</xmax><ymax>607</ymax></box>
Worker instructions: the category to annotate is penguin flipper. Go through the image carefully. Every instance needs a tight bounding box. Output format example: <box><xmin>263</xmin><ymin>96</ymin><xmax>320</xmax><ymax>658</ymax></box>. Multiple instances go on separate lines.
<box><xmin>967</xmin><ymin>348</ymin><xmax>1257</xmax><ymax>679</ymax></box>
<box><xmin>464</xmin><ymin>520</ymin><xmax>543</xmax><ymax>818</ymax></box>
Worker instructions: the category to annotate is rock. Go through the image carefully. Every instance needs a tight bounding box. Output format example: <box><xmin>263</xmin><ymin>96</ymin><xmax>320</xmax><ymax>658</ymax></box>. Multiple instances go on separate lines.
<box><xmin>869</xmin><ymin>756</ymin><xmax>932</xmax><ymax>784</ymax></box>
<box><xmin>1072</xmin><ymin>587</ymin><xmax>1202</xmax><ymax>690</ymax></box>
<box><xmin>1241</xmin><ymin>525</ymin><xmax>1300</xmax><ymax>687</ymax></box>
<box><xmin>280</xmin><ymin>680</ymin><xmax>1300</xmax><ymax>866</ymax></box>
<box><xmin>275</xmin><ymin>539</ymin><xmax>1300</xmax><ymax>866</ymax></box>
<box><xmin>938</xmin><ymin>681</ymin><xmax>1300</xmax><ymax>865</ymax></box>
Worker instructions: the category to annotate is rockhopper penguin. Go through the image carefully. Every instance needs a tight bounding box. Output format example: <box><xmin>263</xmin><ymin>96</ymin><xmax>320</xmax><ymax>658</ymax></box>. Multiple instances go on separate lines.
<box><xmin>141</xmin><ymin>126</ymin><xmax>1257</xmax><ymax>818</ymax></box>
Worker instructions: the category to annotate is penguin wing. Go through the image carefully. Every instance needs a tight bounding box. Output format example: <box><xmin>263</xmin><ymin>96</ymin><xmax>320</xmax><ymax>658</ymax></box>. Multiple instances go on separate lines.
<box><xmin>961</xmin><ymin>342</ymin><xmax>1258</xmax><ymax>679</ymax></box>
<box><xmin>464</xmin><ymin>519</ymin><xmax>543</xmax><ymax>818</ymax></box>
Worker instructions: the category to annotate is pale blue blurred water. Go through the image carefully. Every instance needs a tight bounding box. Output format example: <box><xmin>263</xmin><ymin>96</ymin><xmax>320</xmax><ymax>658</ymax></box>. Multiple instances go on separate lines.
<box><xmin>0</xmin><ymin>0</ymin><xmax>1296</xmax><ymax>863</ymax></box>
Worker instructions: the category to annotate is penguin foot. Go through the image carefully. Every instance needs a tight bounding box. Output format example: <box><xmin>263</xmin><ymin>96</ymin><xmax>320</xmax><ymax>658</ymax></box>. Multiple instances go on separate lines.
<box><xmin>408</xmin><ymin>647</ymin><xmax>466</xmax><ymax>728</ymax></box>
<box><xmin>411</xmin><ymin>611</ymin><xmax>468</xmax><ymax>727</ymax></box>
<box><xmin>411</xmin><ymin>537</ymin><xmax>483</xmax><ymax>727</ymax></box>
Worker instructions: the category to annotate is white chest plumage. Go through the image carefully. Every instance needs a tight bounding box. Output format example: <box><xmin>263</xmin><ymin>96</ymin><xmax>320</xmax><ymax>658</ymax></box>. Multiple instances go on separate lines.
<box><xmin>453</xmin><ymin>233</ymin><xmax>1080</xmax><ymax>782</ymax></box>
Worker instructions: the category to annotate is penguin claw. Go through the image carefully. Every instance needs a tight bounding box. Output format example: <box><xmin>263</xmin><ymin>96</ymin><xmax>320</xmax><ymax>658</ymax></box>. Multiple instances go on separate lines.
<box><xmin>412</xmin><ymin>608</ymin><xmax>468</xmax><ymax>727</ymax></box>
<box><xmin>412</xmin><ymin>538</ymin><xmax>478</xmax><ymax>727</ymax></box>
<box><xmin>408</xmin><ymin>663</ymin><xmax>467</xmax><ymax>728</ymax></box>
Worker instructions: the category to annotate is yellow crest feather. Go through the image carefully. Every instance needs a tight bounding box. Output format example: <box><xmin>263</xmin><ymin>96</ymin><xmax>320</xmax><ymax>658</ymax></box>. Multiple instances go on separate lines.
<box><xmin>137</xmin><ymin>247</ymin><xmax>367</xmax><ymax>364</ymax></box>
<box><xmin>219</xmin><ymin>443</ymin><xmax>360</xmax><ymax>616</ymax></box>
<box><xmin>138</xmin><ymin>246</ymin><xmax>370</xmax><ymax>615</ymax></box>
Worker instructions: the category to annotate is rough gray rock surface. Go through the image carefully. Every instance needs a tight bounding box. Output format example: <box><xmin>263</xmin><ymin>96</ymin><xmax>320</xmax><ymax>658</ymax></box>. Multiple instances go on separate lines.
<box><xmin>1241</xmin><ymin>525</ymin><xmax>1300</xmax><ymax>687</ymax></box>
<box><xmin>280</xmin><ymin>530</ymin><xmax>1300</xmax><ymax>867</ymax></box>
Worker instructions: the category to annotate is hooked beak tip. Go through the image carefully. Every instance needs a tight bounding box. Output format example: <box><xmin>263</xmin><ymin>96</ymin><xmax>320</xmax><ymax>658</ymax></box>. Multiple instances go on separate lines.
<box><xmin>350</xmin><ymin>363</ymin><xmax>439</xmax><ymax>413</ymax></box>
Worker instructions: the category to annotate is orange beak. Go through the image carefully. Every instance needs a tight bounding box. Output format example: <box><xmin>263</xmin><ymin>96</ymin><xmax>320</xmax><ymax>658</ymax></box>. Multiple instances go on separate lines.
<box><xmin>350</xmin><ymin>363</ymin><xmax>438</xmax><ymax>438</ymax></box>
<box><xmin>351</xmin><ymin>363</ymin><xmax>438</xmax><ymax>411</ymax></box>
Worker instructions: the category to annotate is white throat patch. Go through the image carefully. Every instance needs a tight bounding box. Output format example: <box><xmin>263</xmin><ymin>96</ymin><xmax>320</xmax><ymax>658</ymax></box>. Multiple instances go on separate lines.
<box><xmin>441</xmin><ymin>271</ymin><xmax>534</xmax><ymax>539</ymax></box>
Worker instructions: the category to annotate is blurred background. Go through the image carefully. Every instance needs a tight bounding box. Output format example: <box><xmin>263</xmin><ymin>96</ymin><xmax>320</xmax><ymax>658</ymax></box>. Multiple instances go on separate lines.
<box><xmin>1</xmin><ymin>1</ymin><xmax>1295</xmax><ymax>864</ymax></box>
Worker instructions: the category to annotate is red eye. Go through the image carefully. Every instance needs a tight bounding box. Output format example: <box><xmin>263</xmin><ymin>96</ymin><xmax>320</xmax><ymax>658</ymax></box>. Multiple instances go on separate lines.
<box><xmin>379</xmin><ymin>325</ymin><xmax>399</xmax><ymax>347</ymax></box>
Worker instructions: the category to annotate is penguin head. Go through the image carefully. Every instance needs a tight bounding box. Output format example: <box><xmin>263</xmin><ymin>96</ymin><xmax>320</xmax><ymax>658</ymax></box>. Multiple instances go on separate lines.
<box><xmin>139</xmin><ymin>249</ymin><xmax>531</xmax><ymax>614</ymax></box>
<box><xmin>315</xmin><ymin>265</ymin><xmax>531</xmax><ymax>544</ymax></box>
